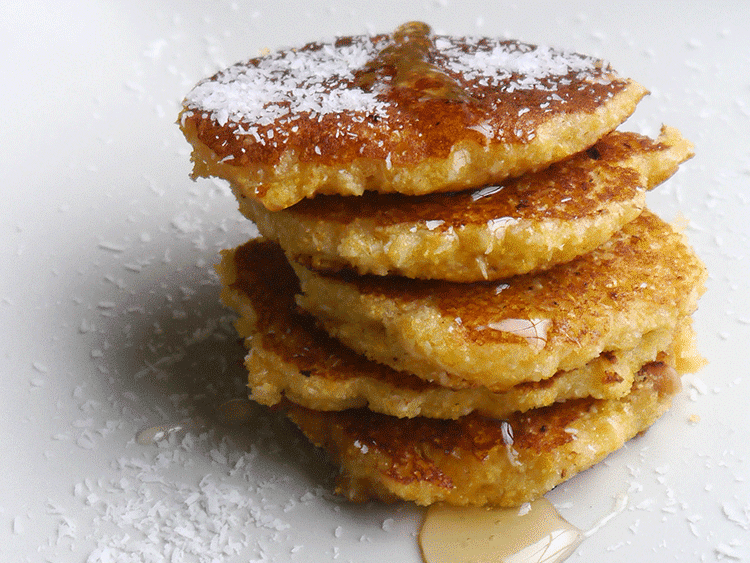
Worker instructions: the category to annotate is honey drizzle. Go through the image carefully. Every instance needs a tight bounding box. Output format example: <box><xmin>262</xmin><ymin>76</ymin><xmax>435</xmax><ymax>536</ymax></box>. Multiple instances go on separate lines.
<box><xmin>419</xmin><ymin>498</ymin><xmax>583</xmax><ymax>563</ymax></box>
<box><xmin>355</xmin><ymin>21</ymin><xmax>476</xmax><ymax>103</ymax></box>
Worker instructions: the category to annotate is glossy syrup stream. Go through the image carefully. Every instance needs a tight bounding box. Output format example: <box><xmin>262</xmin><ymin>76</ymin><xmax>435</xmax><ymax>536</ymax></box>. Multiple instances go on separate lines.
<box><xmin>419</xmin><ymin>498</ymin><xmax>583</xmax><ymax>563</ymax></box>
<box><xmin>355</xmin><ymin>21</ymin><xmax>476</xmax><ymax>104</ymax></box>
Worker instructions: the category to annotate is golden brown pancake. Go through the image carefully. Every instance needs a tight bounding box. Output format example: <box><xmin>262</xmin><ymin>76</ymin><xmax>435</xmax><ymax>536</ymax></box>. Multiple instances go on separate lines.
<box><xmin>217</xmin><ymin>240</ymin><xmax>702</xmax><ymax>419</ymax></box>
<box><xmin>285</xmin><ymin>359</ymin><xmax>683</xmax><ymax>507</ymax></box>
<box><xmin>293</xmin><ymin>211</ymin><xmax>707</xmax><ymax>391</ymax></box>
<box><xmin>239</xmin><ymin>127</ymin><xmax>692</xmax><ymax>281</ymax></box>
<box><xmin>179</xmin><ymin>22</ymin><xmax>647</xmax><ymax>210</ymax></box>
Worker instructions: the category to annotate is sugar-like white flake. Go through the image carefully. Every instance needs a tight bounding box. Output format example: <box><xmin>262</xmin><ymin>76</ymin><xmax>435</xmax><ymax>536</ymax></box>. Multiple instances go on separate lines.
<box><xmin>715</xmin><ymin>543</ymin><xmax>744</xmax><ymax>560</ymax></box>
<box><xmin>184</xmin><ymin>33</ymin><xmax>613</xmax><ymax>148</ymax></box>
<box><xmin>691</xmin><ymin>378</ymin><xmax>708</xmax><ymax>395</ymax></box>
<box><xmin>494</xmin><ymin>283</ymin><xmax>510</xmax><ymax>294</ymax></box>
<box><xmin>487</xmin><ymin>217</ymin><xmax>518</xmax><ymax>236</ymax></box>
<box><xmin>472</xmin><ymin>184</ymin><xmax>504</xmax><ymax>201</ymax></box>
<box><xmin>12</xmin><ymin>516</ymin><xmax>24</xmax><ymax>535</ymax></box>
<box><xmin>97</xmin><ymin>241</ymin><xmax>127</xmax><ymax>253</ymax></box>
<box><xmin>722</xmin><ymin>502</ymin><xmax>750</xmax><ymax>530</ymax></box>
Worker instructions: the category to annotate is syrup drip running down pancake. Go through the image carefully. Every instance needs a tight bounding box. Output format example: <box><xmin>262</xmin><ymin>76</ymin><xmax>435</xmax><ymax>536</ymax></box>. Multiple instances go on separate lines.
<box><xmin>180</xmin><ymin>22</ymin><xmax>647</xmax><ymax>210</ymax></box>
<box><xmin>239</xmin><ymin>127</ymin><xmax>693</xmax><ymax>281</ymax></box>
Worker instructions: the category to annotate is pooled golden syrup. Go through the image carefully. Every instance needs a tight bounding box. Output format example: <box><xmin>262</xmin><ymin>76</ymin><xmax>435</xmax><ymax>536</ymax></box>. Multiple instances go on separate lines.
<box><xmin>419</xmin><ymin>498</ymin><xmax>583</xmax><ymax>563</ymax></box>
<box><xmin>355</xmin><ymin>21</ymin><xmax>475</xmax><ymax>103</ymax></box>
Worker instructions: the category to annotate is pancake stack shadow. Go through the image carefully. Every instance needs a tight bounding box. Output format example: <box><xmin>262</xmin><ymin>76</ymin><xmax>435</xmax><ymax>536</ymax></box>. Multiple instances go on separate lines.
<box><xmin>180</xmin><ymin>23</ymin><xmax>707</xmax><ymax>507</ymax></box>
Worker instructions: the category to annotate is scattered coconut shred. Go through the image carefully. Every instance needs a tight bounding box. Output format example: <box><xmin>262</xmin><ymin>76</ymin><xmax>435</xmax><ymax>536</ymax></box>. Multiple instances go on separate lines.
<box><xmin>181</xmin><ymin>34</ymin><xmax>608</xmax><ymax>149</ymax></box>
<box><xmin>38</xmin><ymin>179</ymin><xmax>335</xmax><ymax>560</ymax></box>
<box><xmin>80</xmin><ymin>432</ymin><xmax>296</xmax><ymax>562</ymax></box>
<box><xmin>64</xmin><ymin>281</ymin><xmax>341</xmax><ymax>563</ymax></box>
<box><xmin>40</xmin><ymin>18</ymin><xmax>745</xmax><ymax>563</ymax></box>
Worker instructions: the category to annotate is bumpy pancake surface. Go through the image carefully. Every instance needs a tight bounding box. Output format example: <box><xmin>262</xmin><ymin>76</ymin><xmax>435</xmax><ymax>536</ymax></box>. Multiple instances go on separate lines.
<box><xmin>293</xmin><ymin>211</ymin><xmax>707</xmax><ymax>391</ymax></box>
<box><xmin>180</xmin><ymin>23</ymin><xmax>647</xmax><ymax>210</ymax></box>
<box><xmin>241</xmin><ymin>127</ymin><xmax>692</xmax><ymax>281</ymax></box>
<box><xmin>218</xmin><ymin>240</ymin><xmax>702</xmax><ymax>419</ymax></box>
<box><xmin>286</xmin><ymin>360</ymin><xmax>683</xmax><ymax>507</ymax></box>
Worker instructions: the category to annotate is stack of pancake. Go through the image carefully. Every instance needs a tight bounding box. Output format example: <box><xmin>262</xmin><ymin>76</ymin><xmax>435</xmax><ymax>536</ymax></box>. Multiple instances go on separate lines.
<box><xmin>179</xmin><ymin>23</ymin><xmax>706</xmax><ymax>507</ymax></box>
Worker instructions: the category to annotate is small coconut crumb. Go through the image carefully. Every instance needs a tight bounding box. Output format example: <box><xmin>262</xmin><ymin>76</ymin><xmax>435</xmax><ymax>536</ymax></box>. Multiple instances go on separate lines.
<box><xmin>471</xmin><ymin>184</ymin><xmax>504</xmax><ymax>201</ymax></box>
<box><xmin>722</xmin><ymin>502</ymin><xmax>750</xmax><ymax>530</ymax></box>
<box><xmin>715</xmin><ymin>542</ymin><xmax>745</xmax><ymax>560</ymax></box>
<box><xmin>486</xmin><ymin>217</ymin><xmax>518</xmax><ymax>236</ymax></box>
<box><xmin>634</xmin><ymin>498</ymin><xmax>656</xmax><ymax>511</ymax></box>
<box><xmin>12</xmin><ymin>516</ymin><xmax>24</xmax><ymax>535</ymax></box>
<box><xmin>494</xmin><ymin>283</ymin><xmax>510</xmax><ymax>294</ymax></box>
<box><xmin>98</xmin><ymin>241</ymin><xmax>128</xmax><ymax>253</ymax></box>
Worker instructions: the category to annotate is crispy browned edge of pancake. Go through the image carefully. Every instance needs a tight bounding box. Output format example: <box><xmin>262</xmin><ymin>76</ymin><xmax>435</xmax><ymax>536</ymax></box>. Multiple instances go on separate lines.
<box><xmin>236</xmin><ymin>126</ymin><xmax>692</xmax><ymax>281</ymax></box>
<box><xmin>285</xmin><ymin>360</ymin><xmax>683</xmax><ymax>507</ymax></box>
<box><xmin>217</xmin><ymin>239</ymin><xmax>701</xmax><ymax>419</ymax></box>
<box><xmin>180</xmin><ymin>32</ymin><xmax>647</xmax><ymax>211</ymax></box>
<box><xmin>290</xmin><ymin>210</ymin><xmax>707</xmax><ymax>391</ymax></box>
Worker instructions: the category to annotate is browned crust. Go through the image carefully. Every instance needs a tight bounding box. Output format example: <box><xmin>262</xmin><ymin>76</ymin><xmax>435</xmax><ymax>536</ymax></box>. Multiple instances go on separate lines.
<box><xmin>179</xmin><ymin>32</ymin><xmax>647</xmax><ymax>209</ymax></box>
<box><xmin>217</xmin><ymin>239</ymin><xmax>699</xmax><ymax>419</ymax></box>
<box><xmin>292</xmin><ymin>210</ymin><xmax>708</xmax><ymax>390</ymax></box>
<box><xmin>238</xmin><ymin>127</ymin><xmax>693</xmax><ymax>281</ymax></box>
<box><xmin>286</xmin><ymin>360</ymin><xmax>680</xmax><ymax>507</ymax></box>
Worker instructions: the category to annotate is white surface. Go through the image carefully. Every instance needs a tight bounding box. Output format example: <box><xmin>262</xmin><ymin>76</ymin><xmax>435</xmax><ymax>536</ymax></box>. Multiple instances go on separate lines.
<box><xmin>2</xmin><ymin>1</ymin><xmax>749</xmax><ymax>561</ymax></box>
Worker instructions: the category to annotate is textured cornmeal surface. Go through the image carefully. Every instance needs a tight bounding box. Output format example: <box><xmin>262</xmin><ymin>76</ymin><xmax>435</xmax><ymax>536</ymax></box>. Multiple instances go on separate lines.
<box><xmin>217</xmin><ymin>240</ymin><xmax>702</xmax><ymax>419</ymax></box>
<box><xmin>286</xmin><ymin>361</ymin><xmax>682</xmax><ymax>507</ymax></box>
<box><xmin>293</xmin><ymin>211</ymin><xmax>707</xmax><ymax>391</ymax></box>
<box><xmin>180</xmin><ymin>32</ymin><xmax>646</xmax><ymax>210</ymax></box>
<box><xmin>241</xmin><ymin>127</ymin><xmax>693</xmax><ymax>281</ymax></box>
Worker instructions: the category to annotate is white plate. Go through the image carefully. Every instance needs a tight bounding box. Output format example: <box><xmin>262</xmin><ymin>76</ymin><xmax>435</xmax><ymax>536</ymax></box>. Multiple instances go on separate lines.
<box><xmin>2</xmin><ymin>1</ymin><xmax>749</xmax><ymax>561</ymax></box>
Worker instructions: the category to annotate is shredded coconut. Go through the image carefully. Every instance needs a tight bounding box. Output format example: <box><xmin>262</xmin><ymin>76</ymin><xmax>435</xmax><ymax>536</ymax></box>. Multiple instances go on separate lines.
<box><xmin>487</xmin><ymin>318</ymin><xmax>552</xmax><ymax>349</ymax></box>
<box><xmin>183</xmin><ymin>34</ymin><xmax>612</xmax><ymax>148</ymax></box>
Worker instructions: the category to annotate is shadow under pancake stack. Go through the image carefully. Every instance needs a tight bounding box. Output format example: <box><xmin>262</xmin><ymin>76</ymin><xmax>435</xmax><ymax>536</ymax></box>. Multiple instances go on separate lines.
<box><xmin>179</xmin><ymin>22</ymin><xmax>707</xmax><ymax>508</ymax></box>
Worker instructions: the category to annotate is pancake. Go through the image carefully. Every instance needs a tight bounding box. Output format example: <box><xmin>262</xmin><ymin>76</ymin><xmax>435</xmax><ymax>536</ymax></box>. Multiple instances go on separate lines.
<box><xmin>179</xmin><ymin>22</ymin><xmax>647</xmax><ymax>210</ymax></box>
<box><xmin>285</xmin><ymin>359</ymin><xmax>683</xmax><ymax>507</ymax></box>
<box><xmin>292</xmin><ymin>211</ymin><xmax>707</xmax><ymax>391</ymax></box>
<box><xmin>217</xmin><ymin>240</ymin><xmax>702</xmax><ymax>419</ymax></box>
<box><xmin>239</xmin><ymin>127</ymin><xmax>692</xmax><ymax>281</ymax></box>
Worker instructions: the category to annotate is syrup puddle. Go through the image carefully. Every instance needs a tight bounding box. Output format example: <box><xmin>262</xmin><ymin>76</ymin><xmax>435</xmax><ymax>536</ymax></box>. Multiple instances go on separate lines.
<box><xmin>419</xmin><ymin>498</ymin><xmax>583</xmax><ymax>563</ymax></box>
<box><xmin>135</xmin><ymin>398</ymin><xmax>256</xmax><ymax>445</ymax></box>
